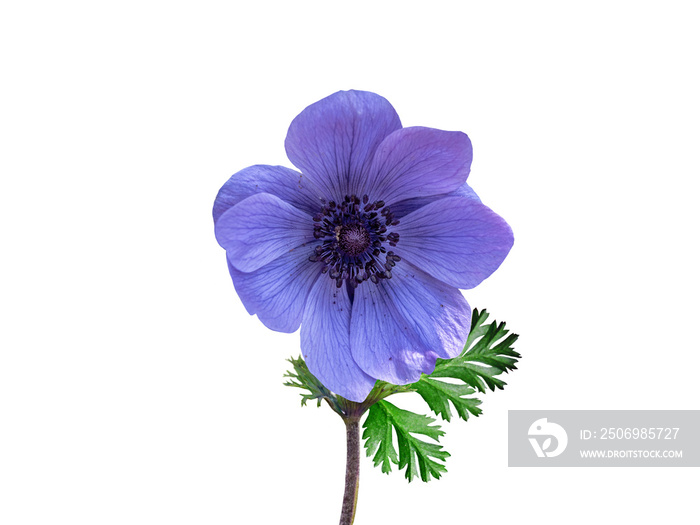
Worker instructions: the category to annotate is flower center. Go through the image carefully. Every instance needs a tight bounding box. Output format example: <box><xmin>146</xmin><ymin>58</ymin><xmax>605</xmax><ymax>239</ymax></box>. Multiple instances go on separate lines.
<box><xmin>308</xmin><ymin>194</ymin><xmax>401</xmax><ymax>288</ymax></box>
<box><xmin>336</xmin><ymin>223</ymin><xmax>370</xmax><ymax>256</ymax></box>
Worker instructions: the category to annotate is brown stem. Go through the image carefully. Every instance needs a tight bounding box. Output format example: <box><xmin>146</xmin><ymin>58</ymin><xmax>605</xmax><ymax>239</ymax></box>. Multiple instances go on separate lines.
<box><xmin>339</xmin><ymin>416</ymin><xmax>361</xmax><ymax>525</ymax></box>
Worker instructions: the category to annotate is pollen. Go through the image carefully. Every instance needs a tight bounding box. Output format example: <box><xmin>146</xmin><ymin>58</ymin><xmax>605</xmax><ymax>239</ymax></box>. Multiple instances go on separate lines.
<box><xmin>308</xmin><ymin>194</ymin><xmax>401</xmax><ymax>288</ymax></box>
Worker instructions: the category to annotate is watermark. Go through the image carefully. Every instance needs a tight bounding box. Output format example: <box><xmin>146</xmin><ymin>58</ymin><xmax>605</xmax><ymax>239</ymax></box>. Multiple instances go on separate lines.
<box><xmin>528</xmin><ymin>418</ymin><xmax>568</xmax><ymax>457</ymax></box>
<box><xmin>509</xmin><ymin>410</ymin><xmax>699</xmax><ymax>467</ymax></box>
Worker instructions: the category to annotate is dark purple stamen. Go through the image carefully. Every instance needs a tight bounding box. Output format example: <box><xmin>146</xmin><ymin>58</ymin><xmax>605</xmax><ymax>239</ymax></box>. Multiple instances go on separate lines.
<box><xmin>309</xmin><ymin>194</ymin><xmax>401</xmax><ymax>287</ymax></box>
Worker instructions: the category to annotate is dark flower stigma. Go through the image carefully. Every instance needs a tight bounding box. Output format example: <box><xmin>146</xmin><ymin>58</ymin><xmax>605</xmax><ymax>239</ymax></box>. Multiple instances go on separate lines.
<box><xmin>308</xmin><ymin>194</ymin><xmax>401</xmax><ymax>288</ymax></box>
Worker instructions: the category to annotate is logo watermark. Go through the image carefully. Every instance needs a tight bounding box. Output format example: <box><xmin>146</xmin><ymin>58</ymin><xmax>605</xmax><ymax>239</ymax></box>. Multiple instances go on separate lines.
<box><xmin>509</xmin><ymin>410</ymin><xmax>699</xmax><ymax>467</ymax></box>
<box><xmin>528</xmin><ymin>418</ymin><xmax>568</xmax><ymax>457</ymax></box>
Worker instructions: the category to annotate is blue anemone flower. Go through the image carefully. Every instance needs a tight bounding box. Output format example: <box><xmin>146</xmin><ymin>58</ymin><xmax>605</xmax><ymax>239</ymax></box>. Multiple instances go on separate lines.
<box><xmin>214</xmin><ymin>90</ymin><xmax>513</xmax><ymax>402</ymax></box>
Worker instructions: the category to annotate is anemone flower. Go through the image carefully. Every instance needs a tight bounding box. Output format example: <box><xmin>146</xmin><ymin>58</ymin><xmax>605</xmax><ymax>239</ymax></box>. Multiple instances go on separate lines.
<box><xmin>214</xmin><ymin>90</ymin><xmax>513</xmax><ymax>402</ymax></box>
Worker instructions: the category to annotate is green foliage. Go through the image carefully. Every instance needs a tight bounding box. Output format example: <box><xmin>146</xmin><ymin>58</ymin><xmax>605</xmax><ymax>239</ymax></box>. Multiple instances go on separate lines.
<box><xmin>363</xmin><ymin>400</ymin><xmax>449</xmax><ymax>482</ymax></box>
<box><xmin>361</xmin><ymin>400</ymin><xmax>397</xmax><ymax>474</ymax></box>
<box><xmin>284</xmin><ymin>308</ymin><xmax>520</xmax><ymax>482</ymax></box>
<box><xmin>413</xmin><ymin>377</ymin><xmax>482</xmax><ymax>422</ymax></box>
<box><xmin>427</xmin><ymin>307</ymin><xmax>520</xmax><ymax>393</ymax></box>
<box><xmin>283</xmin><ymin>356</ymin><xmax>335</xmax><ymax>408</ymax></box>
<box><xmin>409</xmin><ymin>308</ymin><xmax>519</xmax><ymax>422</ymax></box>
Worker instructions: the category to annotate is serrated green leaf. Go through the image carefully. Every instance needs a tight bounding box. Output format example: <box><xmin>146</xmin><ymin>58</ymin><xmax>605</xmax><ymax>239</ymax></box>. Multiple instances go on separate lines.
<box><xmin>362</xmin><ymin>400</ymin><xmax>449</xmax><ymax>482</ymax></box>
<box><xmin>429</xmin><ymin>308</ymin><xmax>520</xmax><ymax>393</ymax></box>
<box><xmin>283</xmin><ymin>356</ymin><xmax>333</xmax><ymax>408</ymax></box>
<box><xmin>363</xmin><ymin>401</ymin><xmax>397</xmax><ymax>473</ymax></box>
<box><xmin>413</xmin><ymin>376</ymin><xmax>482</xmax><ymax>422</ymax></box>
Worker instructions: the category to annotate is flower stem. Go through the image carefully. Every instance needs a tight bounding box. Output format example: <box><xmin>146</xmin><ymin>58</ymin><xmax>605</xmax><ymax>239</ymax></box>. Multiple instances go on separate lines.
<box><xmin>339</xmin><ymin>416</ymin><xmax>361</xmax><ymax>525</ymax></box>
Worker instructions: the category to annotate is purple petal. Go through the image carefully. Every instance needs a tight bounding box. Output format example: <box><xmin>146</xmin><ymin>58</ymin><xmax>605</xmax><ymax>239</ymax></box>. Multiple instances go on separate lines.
<box><xmin>389</xmin><ymin>182</ymin><xmax>482</xmax><ymax>219</ymax></box>
<box><xmin>360</xmin><ymin>127</ymin><xmax>472</xmax><ymax>206</ymax></box>
<box><xmin>213</xmin><ymin>164</ymin><xmax>324</xmax><ymax>224</ymax></box>
<box><xmin>215</xmin><ymin>193</ymin><xmax>314</xmax><ymax>272</ymax></box>
<box><xmin>284</xmin><ymin>90</ymin><xmax>402</xmax><ymax>202</ymax></box>
<box><xmin>394</xmin><ymin>196</ymin><xmax>513</xmax><ymax>289</ymax></box>
<box><xmin>301</xmin><ymin>276</ymin><xmax>376</xmax><ymax>402</ymax></box>
<box><xmin>350</xmin><ymin>263</ymin><xmax>471</xmax><ymax>385</ymax></box>
<box><xmin>226</xmin><ymin>247</ymin><xmax>322</xmax><ymax>333</ymax></box>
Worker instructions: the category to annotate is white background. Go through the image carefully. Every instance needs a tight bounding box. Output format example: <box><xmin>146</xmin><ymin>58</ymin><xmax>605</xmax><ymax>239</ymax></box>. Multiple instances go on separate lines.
<box><xmin>2</xmin><ymin>1</ymin><xmax>698</xmax><ymax>524</ymax></box>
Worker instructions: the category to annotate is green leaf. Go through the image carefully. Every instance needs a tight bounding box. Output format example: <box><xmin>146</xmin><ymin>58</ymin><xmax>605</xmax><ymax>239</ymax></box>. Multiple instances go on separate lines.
<box><xmin>362</xmin><ymin>401</ymin><xmax>397</xmax><ymax>474</ymax></box>
<box><xmin>283</xmin><ymin>356</ymin><xmax>334</xmax><ymax>408</ymax></box>
<box><xmin>362</xmin><ymin>400</ymin><xmax>449</xmax><ymax>482</ymax></box>
<box><xmin>413</xmin><ymin>376</ymin><xmax>482</xmax><ymax>422</ymax></box>
<box><xmin>409</xmin><ymin>308</ymin><xmax>520</xmax><ymax>422</ymax></box>
<box><xmin>428</xmin><ymin>308</ymin><xmax>521</xmax><ymax>394</ymax></box>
